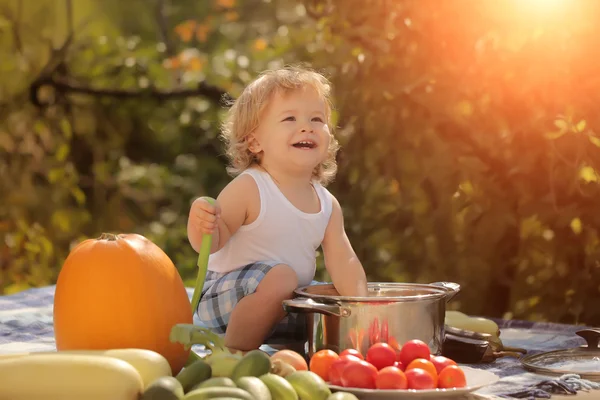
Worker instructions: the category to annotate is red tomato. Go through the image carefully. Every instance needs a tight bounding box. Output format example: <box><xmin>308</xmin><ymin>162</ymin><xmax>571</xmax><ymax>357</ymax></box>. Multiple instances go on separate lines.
<box><xmin>405</xmin><ymin>367</ymin><xmax>436</xmax><ymax>390</ymax></box>
<box><xmin>328</xmin><ymin>355</ymin><xmax>362</xmax><ymax>386</ymax></box>
<box><xmin>340</xmin><ymin>348</ymin><xmax>364</xmax><ymax>360</ymax></box>
<box><xmin>394</xmin><ymin>360</ymin><xmax>405</xmax><ymax>371</ymax></box>
<box><xmin>376</xmin><ymin>366</ymin><xmax>408</xmax><ymax>390</ymax></box>
<box><xmin>406</xmin><ymin>358</ymin><xmax>438</xmax><ymax>387</ymax></box>
<box><xmin>430</xmin><ymin>355</ymin><xmax>457</xmax><ymax>375</ymax></box>
<box><xmin>438</xmin><ymin>365</ymin><xmax>467</xmax><ymax>389</ymax></box>
<box><xmin>399</xmin><ymin>339</ymin><xmax>431</xmax><ymax>367</ymax></box>
<box><xmin>341</xmin><ymin>360</ymin><xmax>378</xmax><ymax>389</ymax></box>
<box><xmin>309</xmin><ymin>349</ymin><xmax>339</xmax><ymax>382</ymax></box>
<box><xmin>366</xmin><ymin>342</ymin><xmax>397</xmax><ymax>370</ymax></box>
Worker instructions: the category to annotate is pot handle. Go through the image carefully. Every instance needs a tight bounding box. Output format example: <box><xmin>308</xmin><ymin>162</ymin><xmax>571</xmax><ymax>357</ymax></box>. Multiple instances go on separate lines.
<box><xmin>430</xmin><ymin>281</ymin><xmax>461</xmax><ymax>302</ymax></box>
<box><xmin>282</xmin><ymin>298</ymin><xmax>352</xmax><ymax>317</ymax></box>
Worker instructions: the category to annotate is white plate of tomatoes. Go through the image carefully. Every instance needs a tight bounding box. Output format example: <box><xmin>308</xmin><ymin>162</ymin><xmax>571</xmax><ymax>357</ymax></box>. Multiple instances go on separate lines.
<box><xmin>306</xmin><ymin>340</ymin><xmax>500</xmax><ymax>399</ymax></box>
<box><xmin>327</xmin><ymin>366</ymin><xmax>499</xmax><ymax>399</ymax></box>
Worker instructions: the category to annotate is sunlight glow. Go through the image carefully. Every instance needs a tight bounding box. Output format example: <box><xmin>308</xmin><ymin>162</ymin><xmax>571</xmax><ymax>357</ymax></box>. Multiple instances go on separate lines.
<box><xmin>520</xmin><ymin>0</ymin><xmax>568</xmax><ymax>13</ymax></box>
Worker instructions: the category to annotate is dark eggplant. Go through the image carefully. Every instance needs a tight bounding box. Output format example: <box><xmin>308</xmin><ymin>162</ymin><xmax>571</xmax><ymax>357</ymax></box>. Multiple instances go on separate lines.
<box><xmin>442</xmin><ymin>325</ymin><xmax>527</xmax><ymax>363</ymax></box>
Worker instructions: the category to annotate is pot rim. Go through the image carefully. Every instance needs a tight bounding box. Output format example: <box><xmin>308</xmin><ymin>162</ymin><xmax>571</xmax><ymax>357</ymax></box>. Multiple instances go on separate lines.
<box><xmin>293</xmin><ymin>281</ymin><xmax>460</xmax><ymax>302</ymax></box>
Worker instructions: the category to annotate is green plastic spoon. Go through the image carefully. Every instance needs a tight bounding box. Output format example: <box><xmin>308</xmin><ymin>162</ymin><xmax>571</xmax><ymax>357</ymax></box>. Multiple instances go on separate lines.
<box><xmin>190</xmin><ymin>197</ymin><xmax>216</xmax><ymax>314</ymax></box>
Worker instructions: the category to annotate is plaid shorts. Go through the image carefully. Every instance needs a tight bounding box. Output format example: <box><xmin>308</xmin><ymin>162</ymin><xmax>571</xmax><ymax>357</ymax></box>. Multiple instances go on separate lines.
<box><xmin>196</xmin><ymin>262</ymin><xmax>320</xmax><ymax>344</ymax></box>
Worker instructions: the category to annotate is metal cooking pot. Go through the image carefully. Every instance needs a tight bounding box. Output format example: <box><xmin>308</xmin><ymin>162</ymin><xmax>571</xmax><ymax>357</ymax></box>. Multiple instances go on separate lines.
<box><xmin>282</xmin><ymin>281</ymin><xmax>460</xmax><ymax>358</ymax></box>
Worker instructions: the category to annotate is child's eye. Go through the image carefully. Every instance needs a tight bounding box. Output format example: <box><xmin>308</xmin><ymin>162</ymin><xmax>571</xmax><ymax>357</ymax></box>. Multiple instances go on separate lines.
<box><xmin>282</xmin><ymin>116</ymin><xmax>295</xmax><ymax>121</ymax></box>
<box><xmin>312</xmin><ymin>117</ymin><xmax>324</xmax><ymax>123</ymax></box>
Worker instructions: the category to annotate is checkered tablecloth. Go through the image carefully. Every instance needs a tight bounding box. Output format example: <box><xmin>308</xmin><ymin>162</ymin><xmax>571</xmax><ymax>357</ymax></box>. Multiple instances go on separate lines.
<box><xmin>1</xmin><ymin>285</ymin><xmax>598</xmax><ymax>400</ymax></box>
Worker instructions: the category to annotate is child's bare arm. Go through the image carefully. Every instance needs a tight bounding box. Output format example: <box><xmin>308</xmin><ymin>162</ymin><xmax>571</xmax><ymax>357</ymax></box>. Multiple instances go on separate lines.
<box><xmin>321</xmin><ymin>195</ymin><xmax>369</xmax><ymax>297</ymax></box>
<box><xmin>187</xmin><ymin>174</ymin><xmax>255</xmax><ymax>254</ymax></box>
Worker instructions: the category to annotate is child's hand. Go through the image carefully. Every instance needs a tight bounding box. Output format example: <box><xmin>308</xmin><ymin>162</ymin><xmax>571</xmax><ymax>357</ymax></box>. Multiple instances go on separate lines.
<box><xmin>190</xmin><ymin>197</ymin><xmax>221</xmax><ymax>235</ymax></box>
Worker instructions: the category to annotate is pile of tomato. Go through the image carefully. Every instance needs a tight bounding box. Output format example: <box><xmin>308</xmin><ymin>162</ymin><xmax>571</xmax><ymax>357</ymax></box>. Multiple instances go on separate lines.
<box><xmin>307</xmin><ymin>339</ymin><xmax>467</xmax><ymax>390</ymax></box>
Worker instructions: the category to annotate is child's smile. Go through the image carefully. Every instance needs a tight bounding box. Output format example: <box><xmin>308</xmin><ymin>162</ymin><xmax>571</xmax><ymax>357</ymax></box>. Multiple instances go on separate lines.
<box><xmin>292</xmin><ymin>139</ymin><xmax>317</xmax><ymax>149</ymax></box>
<box><xmin>250</xmin><ymin>86</ymin><xmax>331</xmax><ymax>176</ymax></box>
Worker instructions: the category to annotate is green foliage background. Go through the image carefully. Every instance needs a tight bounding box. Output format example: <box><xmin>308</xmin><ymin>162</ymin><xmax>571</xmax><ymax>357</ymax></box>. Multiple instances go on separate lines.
<box><xmin>2</xmin><ymin>0</ymin><xmax>600</xmax><ymax>326</ymax></box>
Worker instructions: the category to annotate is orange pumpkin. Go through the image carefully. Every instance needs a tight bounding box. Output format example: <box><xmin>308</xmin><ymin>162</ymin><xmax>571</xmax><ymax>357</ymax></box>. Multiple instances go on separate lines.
<box><xmin>53</xmin><ymin>233</ymin><xmax>193</xmax><ymax>375</ymax></box>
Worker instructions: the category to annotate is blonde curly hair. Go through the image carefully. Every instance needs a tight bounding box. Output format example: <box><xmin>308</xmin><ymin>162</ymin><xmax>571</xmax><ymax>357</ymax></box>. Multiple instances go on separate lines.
<box><xmin>219</xmin><ymin>65</ymin><xmax>340</xmax><ymax>186</ymax></box>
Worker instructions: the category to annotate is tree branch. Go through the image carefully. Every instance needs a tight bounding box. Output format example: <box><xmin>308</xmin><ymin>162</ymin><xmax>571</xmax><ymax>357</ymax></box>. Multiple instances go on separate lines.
<box><xmin>30</xmin><ymin>75</ymin><xmax>231</xmax><ymax>107</ymax></box>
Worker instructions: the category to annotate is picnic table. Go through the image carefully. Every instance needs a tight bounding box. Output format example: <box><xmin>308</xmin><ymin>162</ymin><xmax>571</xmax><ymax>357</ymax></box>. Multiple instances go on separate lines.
<box><xmin>1</xmin><ymin>285</ymin><xmax>598</xmax><ymax>400</ymax></box>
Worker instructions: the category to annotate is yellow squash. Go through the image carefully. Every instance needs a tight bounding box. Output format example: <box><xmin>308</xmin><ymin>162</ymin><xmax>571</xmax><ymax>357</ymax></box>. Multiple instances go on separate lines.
<box><xmin>0</xmin><ymin>353</ymin><xmax>144</xmax><ymax>400</ymax></box>
<box><xmin>0</xmin><ymin>348</ymin><xmax>171</xmax><ymax>388</ymax></box>
<box><xmin>445</xmin><ymin>311</ymin><xmax>501</xmax><ymax>336</ymax></box>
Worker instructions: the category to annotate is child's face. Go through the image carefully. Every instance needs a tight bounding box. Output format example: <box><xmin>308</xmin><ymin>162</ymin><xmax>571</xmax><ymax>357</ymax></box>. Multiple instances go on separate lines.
<box><xmin>250</xmin><ymin>86</ymin><xmax>330</xmax><ymax>176</ymax></box>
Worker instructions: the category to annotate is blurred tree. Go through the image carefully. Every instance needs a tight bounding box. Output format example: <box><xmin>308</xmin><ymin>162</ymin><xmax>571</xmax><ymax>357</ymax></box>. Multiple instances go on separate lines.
<box><xmin>303</xmin><ymin>0</ymin><xmax>600</xmax><ymax>325</ymax></box>
<box><xmin>1</xmin><ymin>0</ymin><xmax>599</xmax><ymax>326</ymax></box>
<box><xmin>0</xmin><ymin>0</ymin><xmax>324</xmax><ymax>292</ymax></box>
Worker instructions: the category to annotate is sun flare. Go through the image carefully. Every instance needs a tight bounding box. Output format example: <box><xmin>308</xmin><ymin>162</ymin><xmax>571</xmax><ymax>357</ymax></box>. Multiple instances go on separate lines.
<box><xmin>520</xmin><ymin>0</ymin><xmax>568</xmax><ymax>12</ymax></box>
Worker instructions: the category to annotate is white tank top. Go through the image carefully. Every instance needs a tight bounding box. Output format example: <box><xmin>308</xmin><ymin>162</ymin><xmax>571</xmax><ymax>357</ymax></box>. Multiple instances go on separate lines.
<box><xmin>207</xmin><ymin>167</ymin><xmax>334</xmax><ymax>287</ymax></box>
